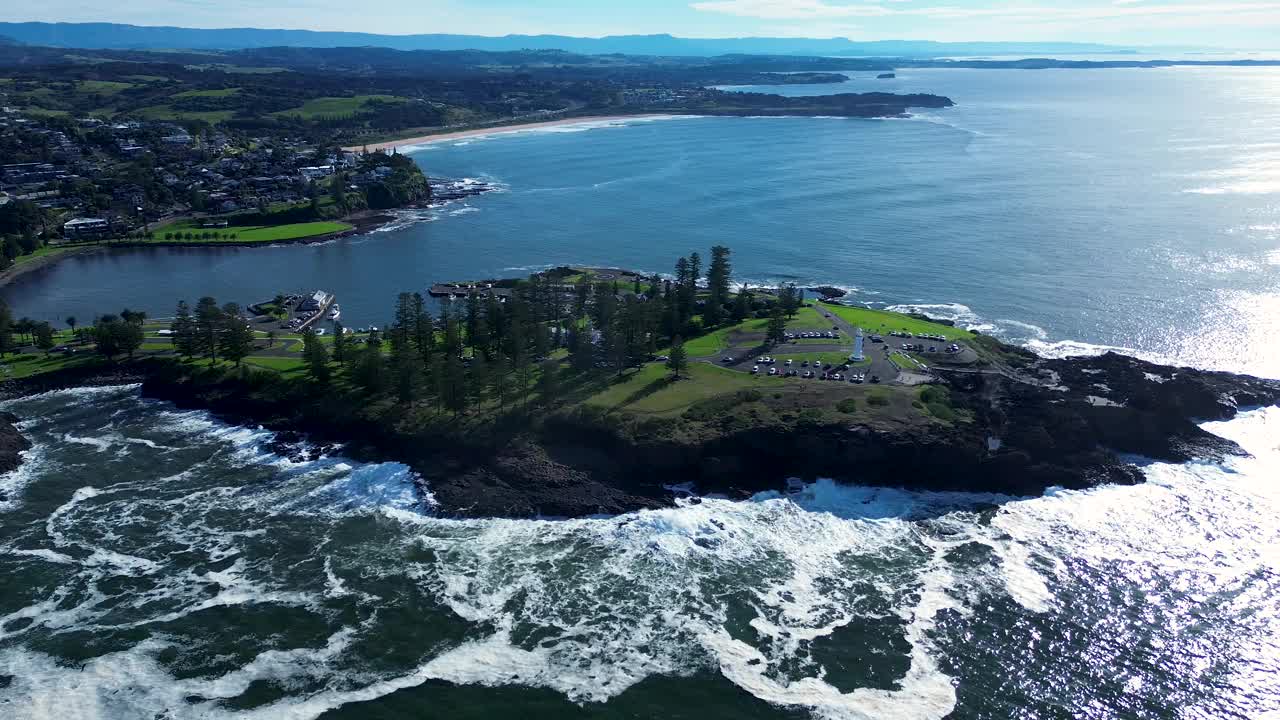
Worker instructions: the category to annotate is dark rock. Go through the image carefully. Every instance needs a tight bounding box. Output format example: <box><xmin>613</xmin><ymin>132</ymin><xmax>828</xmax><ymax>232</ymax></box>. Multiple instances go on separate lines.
<box><xmin>0</xmin><ymin>410</ymin><xmax>30</xmax><ymax>475</ymax></box>
<box><xmin>13</xmin><ymin>348</ymin><xmax>1276</xmax><ymax>519</ymax></box>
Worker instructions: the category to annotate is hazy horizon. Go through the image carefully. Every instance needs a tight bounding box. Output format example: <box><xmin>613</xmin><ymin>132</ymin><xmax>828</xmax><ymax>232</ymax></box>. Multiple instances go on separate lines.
<box><xmin>2</xmin><ymin>1</ymin><xmax>1279</xmax><ymax>49</ymax></box>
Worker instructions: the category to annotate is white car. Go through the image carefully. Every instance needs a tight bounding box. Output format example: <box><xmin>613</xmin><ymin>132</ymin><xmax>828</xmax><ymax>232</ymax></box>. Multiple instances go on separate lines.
<box><xmin>751</xmin><ymin>366</ymin><xmax>760</xmax><ymax>374</ymax></box>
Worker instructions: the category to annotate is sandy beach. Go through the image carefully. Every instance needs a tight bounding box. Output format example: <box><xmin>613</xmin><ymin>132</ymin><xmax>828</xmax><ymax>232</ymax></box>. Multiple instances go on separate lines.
<box><xmin>343</xmin><ymin>114</ymin><xmax>676</xmax><ymax>152</ymax></box>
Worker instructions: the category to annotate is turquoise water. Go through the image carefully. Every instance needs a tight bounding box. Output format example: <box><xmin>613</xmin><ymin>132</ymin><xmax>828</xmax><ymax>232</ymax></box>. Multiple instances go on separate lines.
<box><xmin>4</xmin><ymin>67</ymin><xmax>1279</xmax><ymax>377</ymax></box>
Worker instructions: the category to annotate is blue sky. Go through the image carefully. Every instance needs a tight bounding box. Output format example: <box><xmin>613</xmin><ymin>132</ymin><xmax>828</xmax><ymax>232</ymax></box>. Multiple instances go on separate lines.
<box><xmin>4</xmin><ymin>1</ymin><xmax>1279</xmax><ymax>48</ymax></box>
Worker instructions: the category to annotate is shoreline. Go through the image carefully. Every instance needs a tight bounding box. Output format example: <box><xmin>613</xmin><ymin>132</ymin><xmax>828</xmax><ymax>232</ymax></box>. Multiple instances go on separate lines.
<box><xmin>4</xmin><ymin>349</ymin><xmax>1277</xmax><ymax>518</ymax></box>
<box><xmin>0</xmin><ymin>212</ymin><xmax>396</xmax><ymax>291</ymax></box>
<box><xmin>344</xmin><ymin>114</ymin><xmax>679</xmax><ymax>152</ymax></box>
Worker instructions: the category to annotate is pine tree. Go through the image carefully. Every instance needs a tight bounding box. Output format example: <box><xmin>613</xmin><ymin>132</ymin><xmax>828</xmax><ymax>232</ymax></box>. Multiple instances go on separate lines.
<box><xmin>332</xmin><ymin>322</ymin><xmax>348</xmax><ymax>363</ymax></box>
<box><xmin>303</xmin><ymin>329</ymin><xmax>330</xmax><ymax>384</ymax></box>
<box><xmin>705</xmin><ymin>245</ymin><xmax>732</xmax><ymax>327</ymax></box>
<box><xmin>0</xmin><ymin>301</ymin><xmax>13</xmax><ymax>357</ymax></box>
<box><xmin>411</xmin><ymin>293</ymin><xmax>434</xmax><ymax>368</ymax></box>
<box><xmin>536</xmin><ymin>360</ymin><xmax>562</xmax><ymax>406</ymax></box>
<box><xmin>34</xmin><ymin>322</ymin><xmax>55</xmax><ymax>354</ymax></box>
<box><xmin>779</xmin><ymin>284</ymin><xmax>800</xmax><ymax>319</ymax></box>
<box><xmin>353</xmin><ymin>329</ymin><xmax>386</xmax><ymax>393</ymax></box>
<box><xmin>218</xmin><ymin>303</ymin><xmax>253</xmax><ymax>367</ymax></box>
<box><xmin>568</xmin><ymin>326</ymin><xmax>593</xmax><ymax>373</ymax></box>
<box><xmin>731</xmin><ymin>284</ymin><xmax>751</xmax><ymax>323</ymax></box>
<box><xmin>173</xmin><ymin>300</ymin><xmax>197</xmax><ymax>358</ymax></box>
<box><xmin>467</xmin><ymin>356</ymin><xmax>489</xmax><ymax>409</ymax></box>
<box><xmin>667</xmin><ymin>336</ymin><xmax>688</xmax><ymax>378</ymax></box>
<box><xmin>441</xmin><ymin>354</ymin><xmax>467</xmax><ymax>416</ymax></box>
<box><xmin>767</xmin><ymin>306</ymin><xmax>788</xmax><ymax>346</ymax></box>
<box><xmin>194</xmin><ymin>296</ymin><xmax>222</xmax><ymax>361</ymax></box>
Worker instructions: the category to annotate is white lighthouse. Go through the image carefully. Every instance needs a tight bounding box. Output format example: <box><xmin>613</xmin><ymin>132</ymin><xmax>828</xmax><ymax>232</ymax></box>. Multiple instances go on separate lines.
<box><xmin>851</xmin><ymin>328</ymin><xmax>865</xmax><ymax>363</ymax></box>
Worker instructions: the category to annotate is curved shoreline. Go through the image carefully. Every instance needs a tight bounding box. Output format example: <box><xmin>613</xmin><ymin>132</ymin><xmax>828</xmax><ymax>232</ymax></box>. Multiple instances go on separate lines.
<box><xmin>0</xmin><ymin>212</ymin><xmax>396</xmax><ymax>291</ymax></box>
<box><xmin>344</xmin><ymin>114</ymin><xmax>679</xmax><ymax>153</ymax></box>
<box><xmin>4</xmin><ymin>348</ymin><xmax>1276</xmax><ymax>519</ymax></box>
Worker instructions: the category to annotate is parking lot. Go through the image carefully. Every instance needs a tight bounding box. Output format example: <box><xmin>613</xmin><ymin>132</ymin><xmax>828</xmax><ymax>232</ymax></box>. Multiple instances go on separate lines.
<box><xmin>707</xmin><ymin>304</ymin><xmax>978</xmax><ymax>385</ymax></box>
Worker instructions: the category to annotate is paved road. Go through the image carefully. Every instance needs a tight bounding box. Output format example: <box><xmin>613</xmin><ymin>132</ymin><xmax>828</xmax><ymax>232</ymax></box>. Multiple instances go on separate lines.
<box><xmin>812</xmin><ymin>305</ymin><xmax>903</xmax><ymax>382</ymax></box>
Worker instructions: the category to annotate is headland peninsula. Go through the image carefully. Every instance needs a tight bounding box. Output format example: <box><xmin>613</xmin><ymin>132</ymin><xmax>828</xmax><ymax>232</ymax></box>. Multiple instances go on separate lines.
<box><xmin>2</xmin><ymin>250</ymin><xmax>1275</xmax><ymax>518</ymax></box>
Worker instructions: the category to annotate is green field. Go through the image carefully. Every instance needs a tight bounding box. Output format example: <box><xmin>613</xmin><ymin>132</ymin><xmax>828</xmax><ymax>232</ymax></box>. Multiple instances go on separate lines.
<box><xmin>244</xmin><ymin>356</ymin><xmax>307</xmax><ymax>374</ymax></box>
<box><xmin>586</xmin><ymin>363</ymin><xmax>776</xmax><ymax>416</ymax></box>
<box><xmin>173</xmin><ymin>87</ymin><xmax>241</xmax><ymax>98</ymax></box>
<box><xmin>78</xmin><ymin>80</ymin><xmax>136</xmax><ymax>95</ymax></box>
<box><xmin>159</xmin><ymin>221</ymin><xmax>351</xmax><ymax>243</ymax></box>
<box><xmin>821</xmin><ymin>304</ymin><xmax>972</xmax><ymax>340</ymax></box>
<box><xmin>133</xmin><ymin>105</ymin><xmax>236</xmax><ymax>123</ymax></box>
<box><xmin>782</xmin><ymin>306</ymin><xmax>836</xmax><ymax>330</ymax></box>
<box><xmin>272</xmin><ymin>95</ymin><xmax>405</xmax><ymax>119</ymax></box>
<box><xmin>683</xmin><ymin>318</ymin><xmax>766</xmax><ymax>356</ymax></box>
<box><xmin>0</xmin><ymin>353</ymin><xmax>99</xmax><ymax>380</ymax></box>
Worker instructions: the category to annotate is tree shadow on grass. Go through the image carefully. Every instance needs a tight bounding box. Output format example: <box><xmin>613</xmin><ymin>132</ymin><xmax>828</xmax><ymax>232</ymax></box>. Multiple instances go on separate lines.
<box><xmin>619</xmin><ymin>375</ymin><xmax>677</xmax><ymax>408</ymax></box>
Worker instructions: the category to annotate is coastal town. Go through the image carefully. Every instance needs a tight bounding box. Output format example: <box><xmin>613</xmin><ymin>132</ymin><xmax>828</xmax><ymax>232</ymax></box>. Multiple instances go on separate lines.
<box><xmin>0</xmin><ymin>106</ymin><xmax>463</xmax><ymax>274</ymax></box>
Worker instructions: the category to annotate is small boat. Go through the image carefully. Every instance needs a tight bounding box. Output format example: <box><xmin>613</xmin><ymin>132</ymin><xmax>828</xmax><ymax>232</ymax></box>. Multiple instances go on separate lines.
<box><xmin>329</xmin><ymin>304</ymin><xmax>341</xmax><ymax>321</ymax></box>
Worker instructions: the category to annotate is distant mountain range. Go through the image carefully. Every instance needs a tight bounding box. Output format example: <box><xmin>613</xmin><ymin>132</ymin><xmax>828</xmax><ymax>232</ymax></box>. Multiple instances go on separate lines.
<box><xmin>0</xmin><ymin>22</ymin><xmax>1138</xmax><ymax>57</ymax></box>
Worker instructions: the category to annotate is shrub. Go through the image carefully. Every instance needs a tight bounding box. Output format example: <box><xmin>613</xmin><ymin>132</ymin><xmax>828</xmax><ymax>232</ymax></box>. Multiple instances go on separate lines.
<box><xmin>926</xmin><ymin>402</ymin><xmax>956</xmax><ymax>422</ymax></box>
<box><xmin>683</xmin><ymin>389</ymin><xmax>763</xmax><ymax>421</ymax></box>
<box><xmin>919</xmin><ymin>385</ymin><xmax>950</xmax><ymax>405</ymax></box>
<box><xmin>837</xmin><ymin>398</ymin><xmax>857</xmax><ymax>414</ymax></box>
<box><xmin>867</xmin><ymin>393</ymin><xmax>889</xmax><ymax>408</ymax></box>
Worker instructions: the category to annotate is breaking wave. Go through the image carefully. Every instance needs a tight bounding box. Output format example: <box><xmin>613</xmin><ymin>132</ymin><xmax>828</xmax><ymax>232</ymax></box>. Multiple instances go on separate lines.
<box><xmin>1</xmin><ymin>385</ymin><xmax>1278</xmax><ymax>718</ymax></box>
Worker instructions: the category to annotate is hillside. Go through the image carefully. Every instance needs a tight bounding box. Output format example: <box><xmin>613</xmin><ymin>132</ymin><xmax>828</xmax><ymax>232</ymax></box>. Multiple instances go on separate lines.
<box><xmin>0</xmin><ymin>23</ymin><xmax>1135</xmax><ymax>57</ymax></box>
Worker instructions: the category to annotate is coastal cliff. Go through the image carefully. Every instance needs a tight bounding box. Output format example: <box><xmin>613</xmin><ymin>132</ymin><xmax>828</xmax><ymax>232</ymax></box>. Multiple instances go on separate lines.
<box><xmin>0</xmin><ymin>411</ymin><xmax>30</xmax><ymax>477</ymax></box>
<box><xmin>5</xmin><ymin>339</ymin><xmax>1275</xmax><ymax>518</ymax></box>
<box><xmin>65</xmin><ymin>345</ymin><xmax>1273</xmax><ymax>518</ymax></box>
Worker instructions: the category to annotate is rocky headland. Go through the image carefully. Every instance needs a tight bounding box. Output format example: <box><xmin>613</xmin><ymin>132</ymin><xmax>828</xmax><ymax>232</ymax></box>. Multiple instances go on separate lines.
<box><xmin>2</xmin><ymin>336</ymin><xmax>1270</xmax><ymax>519</ymax></box>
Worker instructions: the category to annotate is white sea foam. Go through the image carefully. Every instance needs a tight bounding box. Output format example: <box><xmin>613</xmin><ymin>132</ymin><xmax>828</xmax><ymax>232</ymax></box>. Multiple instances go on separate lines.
<box><xmin>3</xmin><ymin>389</ymin><xmax>1279</xmax><ymax>718</ymax></box>
<box><xmin>0</xmin><ymin>442</ymin><xmax>47</xmax><ymax>513</ymax></box>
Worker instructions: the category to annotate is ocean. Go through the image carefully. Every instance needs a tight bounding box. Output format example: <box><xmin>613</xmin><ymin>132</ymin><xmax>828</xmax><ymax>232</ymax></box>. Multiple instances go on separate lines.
<box><xmin>3</xmin><ymin>67</ymin><xmax>1279</xmax><ymax>378</ymax></box>
<box><xmin>1</xmin><ymin>67</ymin><xmax>1280</xmax><ymax>719</ymax></box>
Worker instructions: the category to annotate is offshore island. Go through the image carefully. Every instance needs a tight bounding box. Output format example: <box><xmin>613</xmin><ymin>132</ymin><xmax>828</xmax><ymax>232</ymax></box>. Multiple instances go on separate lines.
<box><xmin>2</xmin><ymin>249</ymin><xmax>1276</xmax><ymax>517</ymax></box>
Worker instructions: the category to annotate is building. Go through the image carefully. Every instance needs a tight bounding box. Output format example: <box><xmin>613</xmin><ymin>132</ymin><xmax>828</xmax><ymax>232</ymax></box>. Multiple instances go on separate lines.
<box><xmin>299</xmin><ymin>165</ymin><xmax>334</xmax><ymax>181</ymax></box>
<box><xmin>63</xmin><ymin>217</ymin><xmax>111</xmax><ymax>239</ymax></box>
<box><xmin>299</xmin><ymin>290</ymin><xmax>333</xmax><ymax>313</ymax></box>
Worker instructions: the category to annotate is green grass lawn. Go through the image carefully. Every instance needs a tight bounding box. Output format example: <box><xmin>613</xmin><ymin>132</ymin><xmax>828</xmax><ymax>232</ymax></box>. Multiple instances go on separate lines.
<box><xmin>173</xmin><ymin>87</ymin><xmax>240</xmax><ymax>98</ymax></box>
<box><xmin>11</xmin><ymin>244</ymin><xmax>76</xmax><ymax>267</ymax></box>
<box><xmin>822</xmin><ymin>304</ymin><xmax>973</xmax><ymax>340</ymax></box>
<box><xmin>244</xmin><ymin>356</ymin><xmax>307</xmax><ymax>374</ymax></box>
<box><xmin>272</xmin><ymin>95</ymin><xmax>405</xmax><ymax>119</ymax></box>
<box><xmin>133</xmin><ymin>105</ymin><xmax>236</xmax><ymax>124</ymax></box>
<box><xmin>78</xmin><ymin>80</ymin><xmax>136</xmax><ymax>94</ymax></box>
<box><xmin>585</xmin><ymin>363</ymin><xmax>777</xmax><ymax>416</ymax></box>
<box><xmin>889</xmin><ymin>352</ymin><xmax>926</xmax><ymax>371</ymax></box>
<box><xmin>158</xmin><ymin>221</ymin><xmax>351</xmax><ymax>243</ymax></box>
<box><xmin>782</xmin><ymin>306</ymin><xmax>835</xmax><ymax>331</ymax></box>
<box><xmin>0</xmin><ymin>353</ymin><xmax>100</xmax><ymax>380</ymax></box>
<box><xmin>683</xmin><ymin>318</ymin><xmax>767</xmax><ymax>356</ymax></box>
